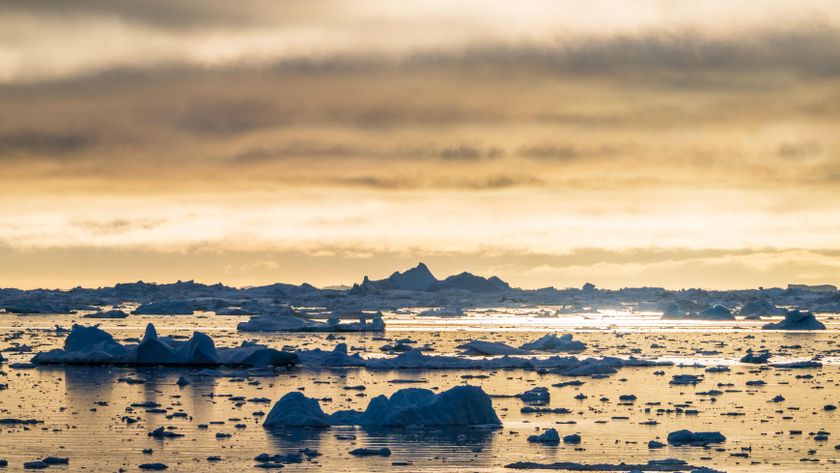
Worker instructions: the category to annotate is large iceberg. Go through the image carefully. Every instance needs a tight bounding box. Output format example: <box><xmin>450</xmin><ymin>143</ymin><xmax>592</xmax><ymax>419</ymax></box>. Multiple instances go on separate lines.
<box><xmin>762</xmin><ymin>310</ymin><xmax>826</xmax><ymax>330</ymax></box>
<box><xmin>33</xmin><ymin>324</ymin><xmax>298</xmax><ymax>368</ymax></box>
<box><xmin>738</xmin><ymin>299</ymin><xmax>784</xmax><ymax>317</ymax></box>
<box><xmin>264</xmin><ymin>385</ymin><xmax>501</xmax><ymax>428</ymax></box>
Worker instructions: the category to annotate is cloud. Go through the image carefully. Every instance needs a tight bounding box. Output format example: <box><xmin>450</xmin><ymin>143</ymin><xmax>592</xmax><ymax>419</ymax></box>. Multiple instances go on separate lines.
<box><xmin>0</xmin><ymin>129</ymin><xmax>96</xmax><ymax>155</ymax></box>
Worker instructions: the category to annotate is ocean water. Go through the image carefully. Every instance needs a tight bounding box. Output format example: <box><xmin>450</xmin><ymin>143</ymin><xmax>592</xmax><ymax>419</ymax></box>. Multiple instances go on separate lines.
<box><xmin>1</xmin><ymin>310</ymin><xmax>839</xmax><ymax>472</ymax></box>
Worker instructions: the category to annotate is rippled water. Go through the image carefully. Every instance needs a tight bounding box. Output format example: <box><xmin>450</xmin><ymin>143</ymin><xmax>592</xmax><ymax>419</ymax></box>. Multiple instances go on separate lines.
<box><xmin>1</xmin><ymin>310</ymin><xmax>839</xmax><ymax>472</ymax></box>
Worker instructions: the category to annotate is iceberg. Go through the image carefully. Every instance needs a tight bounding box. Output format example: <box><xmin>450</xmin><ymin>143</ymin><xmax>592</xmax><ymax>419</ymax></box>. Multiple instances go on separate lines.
<box><xmin>132</xmin><ymin>301</ymin><xmax>194</xmax><ymax>315</ymax></box>
<box><xmin>761</xmin><ymin>310</ymin><xmax>826</xmax><ymax>330</ymax></box>
<box><xmin>740</xmin><ymin>350</ymin><xmax>771</xmax><ymax>364</ymax></box>
<box><xmin>417</xmin><ymin>306</ymin><xmax>465</xmax><ymax>317</ymax></box>
<box><xmin>662</xmin><ymin>304</ymin><xmax>734</xmax><ymax>321</ymax></box>
<box><xmin>237</xmin><ymin>313</ymin><xmax>385</xmax><ymax>332</ymax></box>
<box><xmin>32</xmin><ymin>324</ymin><xmax>298</xmax><ymax>368</ymax></box>
<box><xmin>262</xmin><ymin>392</ymin><xmax>332</xmax><ymax>428</ymax></box>
<box><xmin>82</xmin><ymin>309</ymin><xmax>129</xmax><ymax>319</ymax></box>
<box><xmin>667</xmin><ymin>430</ymin><xmax>726</xmax><ymax>446</ymax></box>
<box><xmin>520</xmin><ymin>334</ymin><xmax>586</xmax><ymax>352</ymax></box>
<box><xmin>265</xmin><ymin>385</ymin><xmax>501</xmax><ymax>428</ymax></box>
<box><xmin>519</xmin><ymin>387</ymin><xmax>550</xmax><ymax>405</ymax></box>
<box><xmin>527</xmin><ymin>428</ymin><xmax>560</xmax><ymax>444</ymax></box>
<box><xmin>457</xmin><ymin>340</ymin><xmax>529</xmax><ymax>356</ymax></box>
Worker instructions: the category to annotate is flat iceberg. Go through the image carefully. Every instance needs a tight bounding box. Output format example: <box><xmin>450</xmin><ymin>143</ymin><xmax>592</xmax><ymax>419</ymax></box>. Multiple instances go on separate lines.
<box><xmin>82</xmin><ymin>309</ymin><xmax>129</xmax><ymax>319</ymax></box>
<box><xmin>667</xmin><ymin>429</ymin><xmax>726</xmax><ymax>446</ymax></box>
<box><xmin>457</xmin><ymin>340</ymin><xmax>530</xmax><ymax>356</ymax></box>
<box><xmin>237</xmin><ymin>313</ymin><xmax>385</xmax><ymax>332</ymax></box>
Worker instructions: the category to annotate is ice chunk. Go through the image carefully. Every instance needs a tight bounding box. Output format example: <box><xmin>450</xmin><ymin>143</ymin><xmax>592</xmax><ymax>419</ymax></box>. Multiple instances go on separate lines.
<box><xmin>667</xmin><ymin>429</ymin><xmax>726</xmax><ymax>446</ymax></box>
<box><xmin>458</xmin><ymin>340</ymin><xmax>529</xmax><ymax>356</ymax></box>
<box><xmin>262</xmin><ymin>392</ymin><xmax>332</xmax><ymax>428</ymax></box>
<box><xmin>520</xmin><ymin>334</ymin><xmax>586</xmax><ymax>352</ymax></box>
<box><xmin>519</xmin><ymin>387</ymin><xmax>550</xmax><ymax>405</ymax></box>
<box><xmin>527</xmin><ymin>428</ymin><xmax>560</xmax><ymax>444</ymax></box>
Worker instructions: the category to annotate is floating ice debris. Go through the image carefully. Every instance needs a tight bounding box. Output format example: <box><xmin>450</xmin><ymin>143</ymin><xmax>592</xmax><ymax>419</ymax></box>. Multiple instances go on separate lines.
<box><xmin>133</xmin><ymin>301</ymin><xmax>194</xmax><ymax>315</ymax></box>
<box><xmin>528</xmin><ymin>428</ymin><xmax>560</xmax><ymax>444</ymax></box>
<box><xmin>563</xmin><ymin>433</ymin><xmax>581</xmax><ymax>444</ymax></box>
<box><xmin>667</xmin><ymin>430</ymin><xmax>726</xmax><ymax>446</ymax></box>
<box><xmin>237</xmin><ymin>313</ymin><xmax>385</xmax><ymax>332</ymax></box>
<box><xmin>670</xmin><ymin>374</ymin><xmax>702</xmax><ymax>385</ymax></box>
<box><xmin>349</xmin><ymin>448</ymin><xmax>391</xmax><ymax>457</ymax></box>
<box><xmin>265</xmin><ymin>385</ymin><xmax>501</xmax><ymax>428</ymax></box>
<box><xmin>0</xmin><ymin>418</ymin><xmax>43</xmax><ymax>425</ymax></box>
<box><xmin>139</xmin><ymin>463</ymin><xmax>168</xmax><ymax>470</ymax></box>
<box><xmin>761</xmin><ymin>310</ymin><xmax>826</xmax><ymax>330</ymax></box>
<box><xmin>254</xmin><ymin>452</ymin><xmax>303</xmax><ymax>464</ymax></box>
<box><xmin>506</xmin><ymin>458</ymin><xmax>699</xmax><ymax>471</ymax></box>
<box><xmin>82</xmin><ymin>309</ymin><xmax>128</xmax><ymax>319</ymax></box>
<box><xmin>740</xmin><ymin>350</ymin><xmax>771</xmax><ymax>364</ymax></box>
<box><xmin>519</xmin><ymin>387</ymin><xmax>550</xmax><ymax>405</ymax></box>
<box><xmin>520</xmin><ymin>334</ymin><xmax>586</xmax><ymax>352</ymax></box>
<box><xmin>458</xmin><ymin>340</ymin><xmax>529</xmax><ymax>356</ymax></box>
<box><xmin>772</xmin><ymin>360</ymin><xmax>822</xmax><ymax>369</ymax></box>
<box><xmin>32</xmin><ymin>324</ymin><xmax>298</xmax><ymax>367</ymax></box>
<box><xmin>417</xmin><ymin>306</ymin><xmax>465</xmax><ymax>317</ymax></box>
<box><xmin>149</xmin><ymin>426</ymin><xmax>184</xmax><ymax>439</ymax></box>
<box><xmin>23</xmin><ymin>460</ymin><xmax>50</xmax><ymax>469</ymax></box>
<box><xmin>520</xmin><ymin>407</ymin><xmax>571</xmax><ymax>414</ymax></box>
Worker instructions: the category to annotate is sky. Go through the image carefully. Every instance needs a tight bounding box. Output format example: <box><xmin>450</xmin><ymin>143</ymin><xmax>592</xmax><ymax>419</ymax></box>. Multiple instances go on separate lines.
<box><xmin>2</xmin><ymin>0</ymin><xmax>840</xmax><ymax>290</ymax></box>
